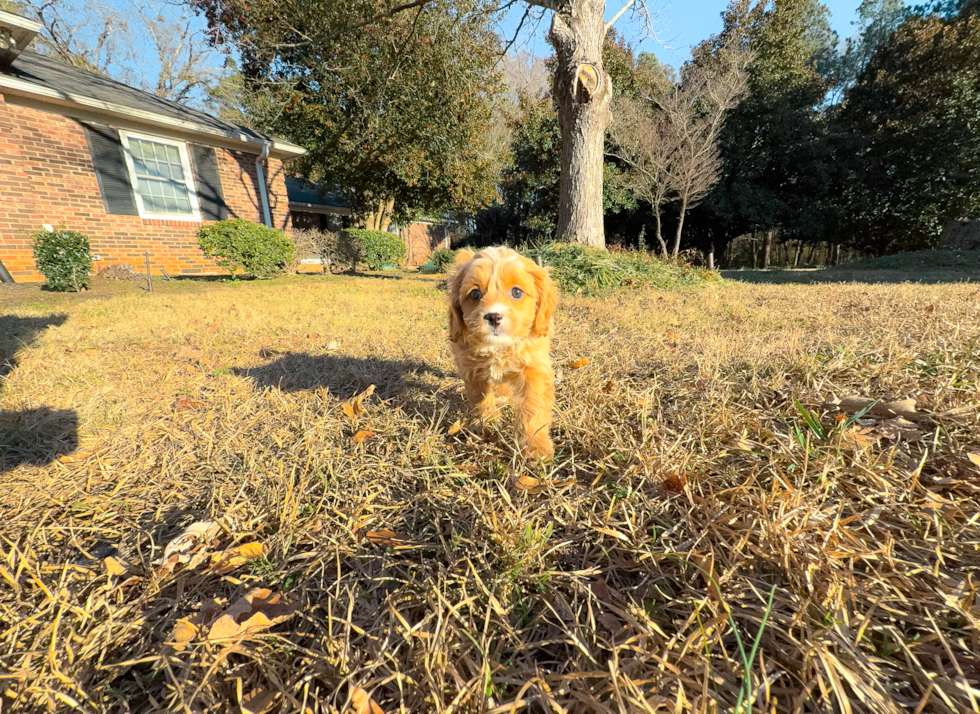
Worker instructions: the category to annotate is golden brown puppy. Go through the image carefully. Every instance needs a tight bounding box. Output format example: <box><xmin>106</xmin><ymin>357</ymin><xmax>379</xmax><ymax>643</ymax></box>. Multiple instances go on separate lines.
<box><xmin>447</xmin><ymin>247</ymin><xmax>558</xmax><ymax>460</ymax></box>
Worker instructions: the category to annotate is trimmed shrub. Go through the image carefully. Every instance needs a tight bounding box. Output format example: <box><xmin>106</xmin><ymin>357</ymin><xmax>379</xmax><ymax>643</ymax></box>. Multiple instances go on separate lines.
<box><xmin>337</xmin><ymin>229</ymin><xmax>406</xmax><ymax>271</ymax></box>
<box><xmin>429</xmin><ymin>248</ymin><xmax>459</xmax><ymax>272</ymax></box>
<box><xmin>524</xmin><ymin>242</ymin><xmax>719</xmax><ymax>296</ymax></box>
<box><xmin>197</xmin><ymin>219</ymin><xmax>295</xmax><ymax>279</ymax></box>
<box><xmin>291</xmin><ymin>229</ymin><xmax>340</xmax><ymax>273</ymax></box>
<box><xmin>32</xmin><ymin>228</ymin><xmax>93</xmax><ymax>292</ymax></box>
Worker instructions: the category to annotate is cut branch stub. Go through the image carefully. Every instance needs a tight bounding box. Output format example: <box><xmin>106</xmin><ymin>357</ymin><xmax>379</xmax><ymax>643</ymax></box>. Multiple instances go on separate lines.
<box><xmin>574</xmin><ymin>64</ymin><xmax>600</xmax><ymax>100</ymax></box>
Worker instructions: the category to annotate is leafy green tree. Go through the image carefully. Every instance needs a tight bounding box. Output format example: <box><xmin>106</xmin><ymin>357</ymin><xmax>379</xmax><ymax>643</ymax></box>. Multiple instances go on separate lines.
<box><xmin>832</xmin><ymin>12</ymin><xmax>980</xmax><ymax>253</ymax></box>
<box><xmin>196</xmin><ymin>0</ymin><xmax>504</xmax><ymax>231</ymax></box>
<box><xmin>698</xmin><ymin>0</ymin><xmax>831</xmax><ymax>264</ymax></box>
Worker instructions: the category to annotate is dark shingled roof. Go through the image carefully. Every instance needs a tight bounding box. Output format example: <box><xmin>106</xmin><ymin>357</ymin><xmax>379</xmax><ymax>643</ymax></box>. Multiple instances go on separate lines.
<box><xmin>285</xmin><ymin>178</ymin><xmax>350</xmax><ymax>210</ymax></box>
<box><xmin>3</xmin><ymin>51</ymin><xmax>288</xmax><ymax>148</ymax></box>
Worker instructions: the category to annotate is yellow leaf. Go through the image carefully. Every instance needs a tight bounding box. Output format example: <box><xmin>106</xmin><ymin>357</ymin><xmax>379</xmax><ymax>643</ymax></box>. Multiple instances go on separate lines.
<box><xmin>104</xmin><ymin>556</ymin><xmax>129</xmax><ymax>577</ymax></box>
<box><xmin>352</xmin><ymin>430</ymin><xmax>374</xmax><ymax>443</ymax></box>
<box><xmin>211</xmin><ymin>542</ymin><xmax>265</xmax><ymax>575</ymax></box>
<box><xmin>515</xmin><ymin>475</ymin><xmax>545</xmax><ymax>494</ymax></box>
<box><xmin>967</xmin><ymin>452</ymin><xmax>980</xmax><ymax>469</ymax></box>
<box><xmin>341</xmin><ymin>384</ymin><xmax>376</xmax><ymax>421</ymax></box>
<box><xmin>351</xmin><ymin>686</ymin><xmax>386</xmax><ymax>714</ymax></box>
<box><xmin>843</xmin><ymin>425</ymin><xmax>878</xmax><ymax>449</ymax></box>
<box><xmin>341</xmin><ymin>403</ymin><xmax>357</xmax><ymax>419</ymax></box>
<box><xmin>206</xmin><ymin>588</ymin><xmax>299</xmax><ymax>642</ymax></box>
<box><xmin>568</xmin><ymin>358</ymin><xmax>590</xmax><ymax>369</ymax></box>
<box><xmin>447</xmin><ymin>420</ymin><xmax>462</xmax><ymax>435</ymax></box>
<box><xmin>172</xmin><ymin>619</ymin><xmax>197</xmax><ymax>649</ymax></box>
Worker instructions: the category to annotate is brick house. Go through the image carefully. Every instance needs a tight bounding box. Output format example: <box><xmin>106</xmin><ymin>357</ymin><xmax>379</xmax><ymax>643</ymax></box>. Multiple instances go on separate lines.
<box><xmin>0</xmin><ymin>10</ymin><xmax>305</xmax><ymax>283</ymax></box>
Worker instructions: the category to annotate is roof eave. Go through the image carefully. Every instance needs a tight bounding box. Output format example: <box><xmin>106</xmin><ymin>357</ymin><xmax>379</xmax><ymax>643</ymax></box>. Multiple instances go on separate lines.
<box><xmin>0</xmin><ymin>74</ymin><xmax>306</xmax><ymax>159</ymax></box>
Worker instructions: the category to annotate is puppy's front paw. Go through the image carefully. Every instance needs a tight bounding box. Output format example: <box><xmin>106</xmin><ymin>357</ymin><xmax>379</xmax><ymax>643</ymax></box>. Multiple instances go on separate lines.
<box><xmin>523</xmin><ymin>432</ymin><xmax>554</xmax><ymax>461</ymax></box>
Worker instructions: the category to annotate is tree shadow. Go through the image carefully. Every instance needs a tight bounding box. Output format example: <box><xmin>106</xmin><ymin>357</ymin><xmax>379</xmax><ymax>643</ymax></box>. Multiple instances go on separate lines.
<box><xmin>721</xmin><ymin>264</ymin><xmax>980</xmax><ymax>285</ymax></box>
<box><xmin>232</xmin><ymin>352</ymin><xmax>448</xmax><ymax>401</ymax></box>
<box><xmin>1</xmin><ymin>314</ymin><xmax>79</xmax><ymax>472</ymax></box>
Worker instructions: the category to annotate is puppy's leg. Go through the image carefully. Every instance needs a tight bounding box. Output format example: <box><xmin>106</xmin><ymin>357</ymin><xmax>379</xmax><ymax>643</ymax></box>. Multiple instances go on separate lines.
<box><xmin>513</xmin><ymin>365</ymin><xmax>555</xmax><ymax>460</ymax></box>
<box><xmin>464</xmin><ymin>375</ymin><xmax>502</xmax><ymax>423</ymax></box>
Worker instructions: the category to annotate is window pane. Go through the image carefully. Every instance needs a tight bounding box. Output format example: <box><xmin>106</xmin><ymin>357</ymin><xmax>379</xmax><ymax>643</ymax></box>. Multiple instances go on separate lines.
<box><xmin>128</xmin><ymin>137</ymin><xmax>194</xmax><ymax>216</ymax></box>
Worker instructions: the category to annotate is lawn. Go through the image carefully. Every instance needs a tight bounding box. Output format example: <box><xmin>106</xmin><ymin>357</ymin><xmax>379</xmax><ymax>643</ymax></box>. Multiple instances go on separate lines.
<box><xmin>1</xmin><ymin>268</ymin><xmax>979</xmax><ymax>713</ymax></box>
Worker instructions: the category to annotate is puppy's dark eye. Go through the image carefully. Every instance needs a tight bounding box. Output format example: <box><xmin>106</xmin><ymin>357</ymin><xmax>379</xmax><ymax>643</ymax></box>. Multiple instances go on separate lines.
<box><xmin>468</xmin><ymin>289</ymin><xmax>482</xmax><ymax>301</ymax></box>
<box><xmin>510</xmin><ymin>287</ymin><xmax>524</xmax><ymax>299</ymax></box>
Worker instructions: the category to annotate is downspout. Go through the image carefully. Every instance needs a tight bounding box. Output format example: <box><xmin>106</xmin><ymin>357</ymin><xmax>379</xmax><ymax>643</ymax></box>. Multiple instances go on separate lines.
<box><xmin>255</xmin><ymin>142</ymin><xmax>272</xmax><ymax>228</ymax></box>
<box><xmin>0</xmin><ymin>257</ymin><xmax>14</xmax><ymax>284</ymax></box>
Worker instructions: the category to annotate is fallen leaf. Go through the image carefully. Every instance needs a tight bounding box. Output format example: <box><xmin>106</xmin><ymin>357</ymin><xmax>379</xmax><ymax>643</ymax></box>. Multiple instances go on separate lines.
<box><xmin>447</xmin><ymin>420</ymin><xmax>462</xmax><ymax>435</ymax></box>
<box><xmin>211</xmin><ymin>542</ymin><xmax>265</xmax><ymax>575</ymax></box>
<box><xmin>58</xmin><ymin>451</ymin><xmax>92</xmax><ymax>464</ymax></box>
<box><xmin>157</xmin><ymin>521</ymin><xmax>222</xmax><ymax>575</ymax></box>
<box><xmin>306</xmin><ymin>333</ymin><xmax>321</xmax><ymax>340</ymax></box>
<box><xmin>836</xmin><ymin>396</ymin><xmax>925</xmax><ymax>422</ymax></box>
<box><xmin>171</xmin><ymin>619</ymin><xmax>198</xmax><ymax>651</ymax></box>
<box><xmin>967</xmin><ymin>453</ymin><xmax>980</xmax><ymax>469</ymax></box>
<box><xmin>365</xmin><ymin>530</ymin><xmax>411</xmax><ymax>548</ymax></box>
<box><xmin>325</xmin><ymin>339</ymin><xmax>341</xmax><ymax>352</ymax></box>
<box><xmin>843</xmin><ymin>425</ymin><xmax>879</xmax><ymax>449</ymax></box>
<box><xmin>515</xmin><ymin>475</ymin><xmax>545</xmax><ymax>494</ymax></box>
<box><xmin>207</xmin><ymin>588</ymin><xmax>299</xmax><ymax>642</ymax></box>
<box><xmin>176</xmin><ymin>346</ymin><xmax>206</xmax><ymax>361</ymax></box>
<box><xmin>341</xmin><ymin>384</ymin><xmax>376</xmax><ymax>421</ymax></box>
<box><xmin>104</xmin><ymin>556</ymin><xmax>132</xmax><ymax>577</ymax></box>
<box><xmin>242</xmin><ymin>686</ymin><xmax>278</xmax><ymax>714</ymax></box>
<box><xmin>589</xmin><ymin>576</ymin><xmax>626</xmax><ymax>604</ymax></box>
<box><xmin>665</xmin><ymin>329</ymin><xmax>680</xmax><ymax>341</ymax></box>
<box><xmin>568</xmin><ymin>358</ymin><xmax>590</xmax><ymax>369</ymax></box>
<box><xmin>597</xmin><ymin>612</ymin><xmax>624</xmax><ymax>633</ymax></box>
<box><xmin>175</xmin><ymin>395</ymin><xmax>204</xmax><ymax>412</ymax></box>
<box><xmin>663</xmin><ymin>473</ymin><xmax>687</xmax><ymax>492</ymax></box>
<box><xmin>352</xmin><ymin>430</ymin><xmax>375</xmax><ymax>443</ymax></box>
<box><xmin>877</xmin><ymin>417</ymin><xmax>923</xmax><ymax>442</ymax></box>
<box><xmin>350</xmin><ymin>686</ymin><xmax>386</xmax><ymax>714</ymax></box>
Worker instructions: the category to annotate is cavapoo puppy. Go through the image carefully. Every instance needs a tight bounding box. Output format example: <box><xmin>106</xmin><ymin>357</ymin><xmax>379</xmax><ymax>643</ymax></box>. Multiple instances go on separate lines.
<box><xmin>447</xmin><ymin>247</ymin><xmax>558</xmax><ymax>460</ymax></box>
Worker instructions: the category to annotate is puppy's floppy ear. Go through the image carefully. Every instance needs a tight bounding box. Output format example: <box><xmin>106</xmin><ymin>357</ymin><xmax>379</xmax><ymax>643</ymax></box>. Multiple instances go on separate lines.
<box><xmin>447</xmin><ymin>255</ymin><xmax>472</xmax><ymax>342</ymax></box>
<box><xmin>528</xmin><ymin>262</ymin><xmax>557</xmax><ymax>337</ymax></box>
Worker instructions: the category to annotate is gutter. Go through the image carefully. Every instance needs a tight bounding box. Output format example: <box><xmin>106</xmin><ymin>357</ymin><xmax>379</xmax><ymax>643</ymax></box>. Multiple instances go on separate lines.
<box><xmin>0</xmin><ymin>74</ymin><xmax>306</xmax><ymax>159</ymax></box>
<box><xmin>255</xmin><ymin>142</ymin><xmax>272</xmax><ymax>228</ymax></box>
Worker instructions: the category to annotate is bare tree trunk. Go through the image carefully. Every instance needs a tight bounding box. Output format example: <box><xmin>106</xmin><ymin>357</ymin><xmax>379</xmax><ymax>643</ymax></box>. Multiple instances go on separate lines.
<box><xmin>806</xmin><ymin>242</ymin><xmax>817</xmax><ymax>265</ymax></box>
<box><xmin>762</xmin><ymin>230</ymin><xmax>773</xmax><ymax>269</ymax></box>
<box><xmin>360</xmin><ymin>197</ymin><xmax>395</xmax><ymax>232</ymax></box>
<box><xmin>751</xmin><ymin>234</ymin><xmax>759</xmax><ymax>269</ymax></box>
<box><xmin>549</xmin><ymin>0</ymin><xmax>611</xmax><ymax>248</ymax></box>
<box><xmin>652</xmin><ymin>208</ymin><xmax>668</xmax><ymax>258</ymax></box>
<box><xmin>793</xmin><ymin>242</ymin><xmax>802</xmax><ymax>268</ymax></box>
<box><xmin>708</xmin><ymin>243</ymin><xmax>715</xmax><ymax>270</ymax></box>
<box><xmin>671</xmin><ymin>196</ymin><xmax>689</xmax><ymax>258</ymax></box>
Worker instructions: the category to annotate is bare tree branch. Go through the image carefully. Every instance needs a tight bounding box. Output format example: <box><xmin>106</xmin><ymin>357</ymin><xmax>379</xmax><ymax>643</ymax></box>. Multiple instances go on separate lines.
<box><xmin>605</xmin><ymin>0</ymin><xmax>636</xmax><ymax>31</ymax></box>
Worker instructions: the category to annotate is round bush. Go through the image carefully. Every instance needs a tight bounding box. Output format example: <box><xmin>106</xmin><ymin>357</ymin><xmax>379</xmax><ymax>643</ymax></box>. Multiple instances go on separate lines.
<box><xmin>338</xmin><ymin>229</ymin><xmax>406</xmax><ymax>271</ymax></box>
<box><xmin>429</xmin><ymin>248</ymin><xmax>459</xmax><ymax>272</ymax></box>
<box><xmin>32</xmin><ymin>228</ymin><xmax>93</xmax><ymax>292</ymax></box>
<box><xmin>197</xmin><ymin>219</ymin><xmax>296</xmax><ymax>279</ymax></box>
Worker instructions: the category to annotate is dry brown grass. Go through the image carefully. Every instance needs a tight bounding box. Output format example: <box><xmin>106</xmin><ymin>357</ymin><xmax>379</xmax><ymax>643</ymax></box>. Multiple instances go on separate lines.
<box><xmin>1</xmin><ymin>271</ymin><xmax>979</xmax><ymax>713</ymax></box>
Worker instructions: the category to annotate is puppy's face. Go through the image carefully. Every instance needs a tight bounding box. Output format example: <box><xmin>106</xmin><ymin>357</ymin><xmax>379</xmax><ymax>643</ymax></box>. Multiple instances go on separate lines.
<box><xmin>449</xmin><ymin>247</ymin><xmax>556</xmax><ymax>346</ymax></box>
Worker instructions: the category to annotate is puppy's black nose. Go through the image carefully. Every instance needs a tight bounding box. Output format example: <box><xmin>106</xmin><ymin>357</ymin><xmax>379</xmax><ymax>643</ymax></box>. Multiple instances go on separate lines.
<box><xmin>484</xmin><ymin>312</ymin><xmax>502</xmax><ymax>328</ymax></box>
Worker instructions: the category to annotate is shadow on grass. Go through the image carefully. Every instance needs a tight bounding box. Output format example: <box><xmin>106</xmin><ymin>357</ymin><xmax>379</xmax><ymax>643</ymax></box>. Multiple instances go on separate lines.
<box><xmin>1</xmin><ymin>314</ymin><xmax>80</xmax><ymax>472</ymax></box>
<box><xmin>233</xmin><ymin>352</ymin><xmax>447</xmax><ymax>401</ymax></box>
<box><xmin>722</xmin><ymin>250</ymin><xmax>980</xmax><ymax>285</ymax></box>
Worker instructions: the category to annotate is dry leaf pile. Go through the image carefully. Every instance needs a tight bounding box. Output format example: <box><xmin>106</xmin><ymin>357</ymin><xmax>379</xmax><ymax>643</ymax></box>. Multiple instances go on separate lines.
<box><xmin>1</xmin><ymin>272</ymin><xmax>979</xmax><ymax>713</ymax></box>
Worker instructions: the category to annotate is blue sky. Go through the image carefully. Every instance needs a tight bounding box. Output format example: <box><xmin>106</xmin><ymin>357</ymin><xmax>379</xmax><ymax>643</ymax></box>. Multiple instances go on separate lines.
<box><xmin>502</xmin><ymin>0</ymin><xmax>867</xmax><ymax>67</ymax></box>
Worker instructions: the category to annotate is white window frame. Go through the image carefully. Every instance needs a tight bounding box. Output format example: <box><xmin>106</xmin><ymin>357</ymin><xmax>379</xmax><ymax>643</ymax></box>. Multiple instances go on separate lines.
<box><xmin>118</xmin><ymin>130</ymin><xmax>202</xmax><ymax>222</ymax></box>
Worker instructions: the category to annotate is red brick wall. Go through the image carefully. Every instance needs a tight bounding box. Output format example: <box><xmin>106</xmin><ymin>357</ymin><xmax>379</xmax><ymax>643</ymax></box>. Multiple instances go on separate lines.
<box><xmin>0</xmin><ymin>96</ymin><xmax>291</xmax><ymax>282</ymax></box>
<box><xmin>402</xmin><ymin>222</ymin><xmax>449</xmax><ymax>265</ymax></box>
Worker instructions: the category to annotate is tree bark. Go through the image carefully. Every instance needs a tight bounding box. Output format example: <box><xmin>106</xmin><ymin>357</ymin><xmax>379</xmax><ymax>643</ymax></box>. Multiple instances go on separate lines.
<box><xmin>549</xmin><ymin>0</ymin><xmax>611</xmax><ymax>249</ymax></box>
<box><xmin>360</xmin><ymin>197</ymin><xmax>394</xmax><ymax>232</ymax></box>
<box><xmin>762</xmin><ymin>230</ymin><xmax>773</xmax><ymax>269</ymax></box>
<box><xmin>793</xmin><ymin>242</ymin><xmax>801</xmax><ymax>268</ymax></box>
<box><xmin>652</xmin><ymin>208</ymin><xmax>668</xmax><ymax>258</ymax></box>
<box><xmin>806</xmin><ymin>242</ymin><xmax>817</xmax><ymax>265</ymax></box>
<box><xmin>751</xmin><ymin>234</ymin><xmax>758</xmax><ymax>268</ymax></box>
<box><xmin>707</xmin><ymin>243</ymin><xmax>715</xmax><ymax>270</ymax></box>
<box><xmin>671</xmin><ymin>195</ymin><xmax>689</xmax><ymax>258</ymax></box>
